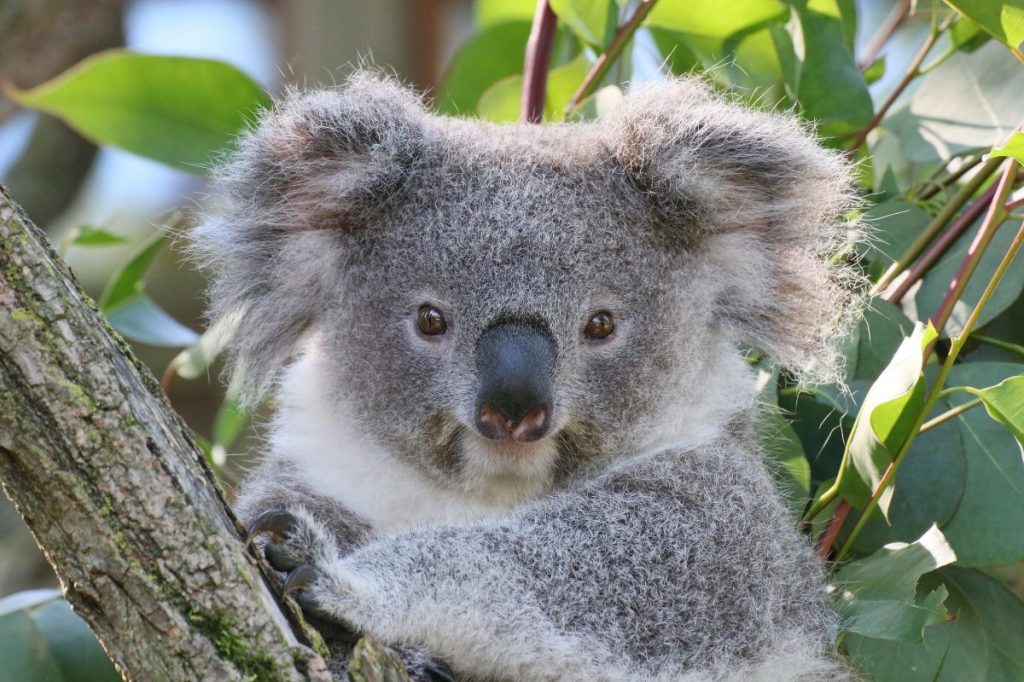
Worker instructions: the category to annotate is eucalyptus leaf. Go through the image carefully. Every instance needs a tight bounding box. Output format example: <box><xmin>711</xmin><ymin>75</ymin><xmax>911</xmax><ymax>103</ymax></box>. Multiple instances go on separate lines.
<box><xmin>943</xmin><ymin>0</ymin><xmax>1024</xmax><ymax>58</ymax></box>
<box><xmin>475</xmin><ymin>0</ymin><xmax>536</xmax><ymax>28</ymax></box>
<box><xmin>477</xmin><ymin>54</ymin><xmax>592</xmax><ymax>122</ymax></box>
<box><xmin>990</xmin><ymin>132</ymin><xmax>1024</xmax><ymax>165</ymax></box>
<box><xmin>106</xmin><ymin>295</ymin><xmax>200</xmax><ymax>348</ymax></box>
<box><xmin>549</xmin><ymin>0</ymin><xmax>618</xmax><ymax>47</ymax></box>
<box><xmin>7</xmin><ymin>50</ymin><xmax>268</xmax><ymax>173</ymax></box>
<box><xmin>66</xmin><ymin>225</ymin><xmax>129</xmax><ymax>247</ymax></box>
<box><xmin>644</xmin><ymin>0</ymin><xmax>785</xmax><ymax>39</ymax></box>
<box><xmin>845</xmin><ymin>568</ymin><xmax>1024</xmax><ymax>681</ymax></box>
<box><xmin>761</xmin><ymin>408</ymin><xmax>812</xmax><ymax>519</ymax></box>
<box><xmin>98</xmin><ymin>230</ymin><xmax>165</xmax><ymax>312</ymax></box>
<box><xmin>840</xmin><ymin>323</ymin><xmax>937</xmax><ymax>520</ymax></box>
<box><xmin>969</xmin><ymin>374</ymin><xmax>1024</xmax><ymax>447</ymax></box>
<box><xmin>940</xmin><ymin>362</ymin><xmax>1024</xmax><ymax>565</ymax></box>
<box><xmin>832</xmin><ymin>525</ymin><xmax>955</xmax><ymax>642</ymax></box>
<box><xmin>0</xmin><ymin>591</ymin><xmax>118</xmax><ymax>682</ymax></box>
<box><xmin>436</xmin><ymin>22</ymin><xmax>532</xmax><ymax>116</ymax></box>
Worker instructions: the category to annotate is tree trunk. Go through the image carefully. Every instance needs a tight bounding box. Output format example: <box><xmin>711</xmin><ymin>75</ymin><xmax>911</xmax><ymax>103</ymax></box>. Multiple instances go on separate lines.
<box><xmin>0</xmin><ymin>184</ymin><xmax>333</xmax><ymax>680</ymax></box>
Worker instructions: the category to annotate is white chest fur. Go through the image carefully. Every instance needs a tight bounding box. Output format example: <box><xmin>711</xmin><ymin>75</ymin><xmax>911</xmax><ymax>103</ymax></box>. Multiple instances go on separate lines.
<box><xmin>268</xmin><ymin>342</ymin><xmax>549</xmax><ymax>534</ymax></box>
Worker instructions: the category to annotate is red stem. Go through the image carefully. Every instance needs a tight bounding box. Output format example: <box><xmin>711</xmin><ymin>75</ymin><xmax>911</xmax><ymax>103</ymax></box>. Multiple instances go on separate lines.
<box><xmin>521</xmin><ymin>0</ymin><xmax>558</xmax><ymax>124</ymax></box>
<box><xmin>817</xmin><ymin>500</ymin><xmax>851</xmax><ymax>559</ymax></box>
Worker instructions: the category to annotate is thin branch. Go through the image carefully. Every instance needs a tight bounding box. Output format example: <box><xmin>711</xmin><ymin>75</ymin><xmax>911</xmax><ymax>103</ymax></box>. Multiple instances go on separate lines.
<box><xmin>872</xmin><ymin>156</ymin><xmax>1004</xmax><ymax>296</ymax></box>
<box><xmin>886</xmin><ymin>182</ymin><xmax>999</xmax><ymax>304</ymax></box>
<box><xmin>521</xmin><ymin>0</ymin><xmax>558</xmax><ymax>124</ymax></box>
<box><xmin>857</xmin><ymin>0</ymin><xmax>911</xmax><ymax>71</ymax></box>
<box><xmin>846</xmin><ymin>16</ymin><xmax>952</xmax><ymax>159</ymax></box>
<box><xmin>931</xmin><ymin>162</ymin><xmax>1018</xmax><ymax>335</ymax></box>
<box><xmin>564</xmin><ymin>0</ymin><xmax>660</xmax><ymax>118</ymax></box>
<box><xmin>917</xmin><ymin>155</ymin><xmax>983</xmax><ymax>201</ymax></box>
<box><xmin>817</xmin><ymin>501</ymin><xmax>851</xmax><ymax>559</ymax></box>
<box><xmin>919</xmin><ymin>398</ymin><xmax>982</xmax><ymax>433</ymax></box>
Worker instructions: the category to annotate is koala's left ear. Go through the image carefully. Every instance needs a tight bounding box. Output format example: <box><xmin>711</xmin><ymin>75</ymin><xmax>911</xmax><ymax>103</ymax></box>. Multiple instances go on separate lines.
<box><xmin>607</xmin><ymin>77</ymin><xmax>862</xmax><ymax>383</ymax></box>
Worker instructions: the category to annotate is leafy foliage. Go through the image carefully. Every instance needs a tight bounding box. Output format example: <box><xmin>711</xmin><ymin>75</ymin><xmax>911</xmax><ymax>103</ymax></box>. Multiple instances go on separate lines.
<box><xmin>9</xmin><ymin>1</ymin><xmax>1024</xmax><ymax>679</ymax></box>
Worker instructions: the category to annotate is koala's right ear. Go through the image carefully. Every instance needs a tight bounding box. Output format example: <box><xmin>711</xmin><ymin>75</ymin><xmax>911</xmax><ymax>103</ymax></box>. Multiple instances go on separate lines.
<box><xmin>191</xmin><ymin>72</ymin><xmax>426</xmax><ymax>399</ymax></box>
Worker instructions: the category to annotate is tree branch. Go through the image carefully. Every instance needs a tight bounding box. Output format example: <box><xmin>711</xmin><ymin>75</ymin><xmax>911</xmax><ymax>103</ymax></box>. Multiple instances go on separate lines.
<box><xmin>0</xmin><ymin>184</ymin><xmax>332</xmax><ymax>680</ymax></box>
<box><xmin>520</xmin><ymin>0</ymin><xmax>558</xmax><ymax>123</ymax></box>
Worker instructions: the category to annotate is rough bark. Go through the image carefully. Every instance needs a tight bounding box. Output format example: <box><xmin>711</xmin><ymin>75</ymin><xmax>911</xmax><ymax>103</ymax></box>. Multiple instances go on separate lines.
<box><xmin>0</xmin><ymin>184</ymin><xmax>332</xmax><ymax>680</ymax></box>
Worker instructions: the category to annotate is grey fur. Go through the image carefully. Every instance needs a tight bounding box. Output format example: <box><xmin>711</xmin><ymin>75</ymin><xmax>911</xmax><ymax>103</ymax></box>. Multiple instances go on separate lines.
<box><xmin>193</xmin><ymin>72</ymin><xmax>861</xmax><ymax>681</ymax></box>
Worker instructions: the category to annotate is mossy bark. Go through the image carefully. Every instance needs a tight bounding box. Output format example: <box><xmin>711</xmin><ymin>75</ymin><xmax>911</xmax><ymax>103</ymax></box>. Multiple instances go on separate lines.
<box><xmin>0</xmin><ymin>185</ymin><xmax>333</xmax><ymax>680</ymax></box>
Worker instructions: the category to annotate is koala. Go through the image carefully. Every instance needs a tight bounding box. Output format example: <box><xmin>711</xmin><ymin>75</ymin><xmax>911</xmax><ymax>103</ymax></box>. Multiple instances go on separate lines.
<box><xmin>192</xmin><ymin>71</ymin><xmax>861</xmax><ymax>681</ymax></box>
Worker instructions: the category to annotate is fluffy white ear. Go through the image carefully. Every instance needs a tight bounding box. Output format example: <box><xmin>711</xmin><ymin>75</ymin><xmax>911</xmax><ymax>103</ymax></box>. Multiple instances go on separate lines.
<box><xmin>191</xmin><ymin>72</ymin><xmax>427</xmax><ymax>399</ymax></box>
<box><xmin>607</xmin><ymin>77</ymin><xmax>863</xmax><ymax>383</ymax></box>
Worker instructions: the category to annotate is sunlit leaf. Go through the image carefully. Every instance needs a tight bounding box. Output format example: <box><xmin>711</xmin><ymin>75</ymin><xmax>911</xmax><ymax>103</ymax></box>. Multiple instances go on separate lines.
<box><xmin>840</xmin><ymin>323</ymin><xmax>937</xmax><ymax>520</ymax></box>
<box><xmin>477</xmin><ymin>54</ymin><xmax>592</xmax><ymax>122</ymax></box>
<box><xmin>645</xmin><ymin>0</ymin><xmax>785</xmax><ymax>38</ymax></box>
<box><xmin>65</xmin><ymin>225</ymin><xmax>129</xmax><ymax>247</ymax></box>
<box><xmin>832</xmin><ymin>525</ymin><xmax>955</xmax><ymax>641</ymax></box>
<box><xmin>436</xmin><ymin>22</ymin><xmax>532</xmax><ymax>116</ymax></box>
<box><xmin>549</xmin><ymin>0</ymin><xmax>618</xmax><ymax>47</ymax></box>
<box><xmin>989</xmin><ymin>132</ymin><xmax>1024</xmax><ymax>165</ymax></box>
<box><xmin>949</xmin><ymin>15</ymin><xmax>992</xmax><ymax>52</ymax></box>
<box><xmin>970</xmin><ymin>375</ymin><xmax>1024</xmax><ymax>447</ymax></box>
<box><xmin>7</xmin><ymin>50</ymin><xmax>268</xmax><ymax>173</ymax></box>
<box><xmin>475</xmin><ymin>0</ymin><xmax>536</xmax><ymax>28</ymax></box>
<box><xmin>943</xmin><ymin>0</ymin><xmax>1024</xmax><ymax>59</ymax></box>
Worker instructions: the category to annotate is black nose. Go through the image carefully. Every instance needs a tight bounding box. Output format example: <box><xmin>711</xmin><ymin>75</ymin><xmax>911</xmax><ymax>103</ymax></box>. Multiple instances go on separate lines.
<box><xmin>474</xmin><ymin>321</ymin><xmax>555</xmax><ymax>442</ymax></box>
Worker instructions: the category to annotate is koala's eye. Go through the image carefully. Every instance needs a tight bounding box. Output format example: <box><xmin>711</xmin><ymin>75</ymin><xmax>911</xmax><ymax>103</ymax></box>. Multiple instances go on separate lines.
<box><xmin>417</xmin><ymin>305</ymin><xmax>447</xmax><ymax>336</ymax></box>
<box><xmin>583</xmin><ymin>311</ymin><xmax>615</xmax><ymax>340</ymax></box>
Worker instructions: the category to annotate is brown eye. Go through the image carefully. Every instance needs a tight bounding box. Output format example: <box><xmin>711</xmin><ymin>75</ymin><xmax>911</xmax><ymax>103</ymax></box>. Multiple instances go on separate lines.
<box><xmin>417</xmin><ymin>305</ymin><xmax>447</xmax><ymax>336</ymax></box>
<box><xmin>583</xmin><ymin>311</ymin><xmax>615</xmax><ymax>340</ymax></box>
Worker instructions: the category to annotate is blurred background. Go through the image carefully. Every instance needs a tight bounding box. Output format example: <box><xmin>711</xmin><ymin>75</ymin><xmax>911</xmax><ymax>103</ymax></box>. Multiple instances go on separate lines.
<box><xmin>0</xmin><ymin>0</ymin><xmax>919</xmax><ymax>598</ymax></box>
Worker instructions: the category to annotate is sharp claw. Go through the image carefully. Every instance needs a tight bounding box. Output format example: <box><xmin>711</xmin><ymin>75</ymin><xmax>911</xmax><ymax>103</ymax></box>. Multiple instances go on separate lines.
<box><xmin>283</xmin><ymin>564</ymin><xmax>318</xmax><ymax>596</ymax></box>
<box><xmin>244</xmin><ymin>508</ymin><xmax>296</xmax><ymax>548</ymax></box>
<box><xmin>424</xmin><ymin>661</ymin><xmax>456</xmax><ymax>682</ymax></box>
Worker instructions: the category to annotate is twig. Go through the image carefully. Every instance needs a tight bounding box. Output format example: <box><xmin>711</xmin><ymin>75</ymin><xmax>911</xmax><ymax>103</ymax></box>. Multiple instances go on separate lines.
<box><xmin>886</xmin><ymin>182</ymin><xmax>999</xmax><ymax>304</ymax></box>
<box><xmin>846</xmin><ymin>16</ymin><xmax>952</xmax><ymax>159</ymax></box>
<box><xmin>919</xmin><ymin>398</ymin><xmax>982</xmax><ymax>433</ymax></box>
<box><xmin>931</xmin><ymin>162</ymin><xmax>1018</xmax><ymax>335</ymax></box>
<box><xmin>917</xmin><ymin>155</ymin><xmax>982</xmax><ymax>201</ymax></box>
<box><xmin>872</xmin><ymin>156</ymin><xmax>1004</xmax><ymax>296</ymax></box>
<box><xmin>857</xmin><ymin>0</ymin><xmax>911</xmax><ymax>71</ymax></box>
<box><xmin>564</xmin><ymin>0</ymin><xmax>660</xmax><ymax>118</ymax></box>
<box><xmin>521</xmin><ymin>0</ymin><xmax>558</xmax><ymax>123</ymax></box>
<box><xmin>834</xmin><ymin>196</ymin><xmax>1024</xmax><ymax>563</ymax></box>
<box><xmin>817</xmin><ymin>501</ymin><xmax>851</xmax><ymax>559</ymax></box>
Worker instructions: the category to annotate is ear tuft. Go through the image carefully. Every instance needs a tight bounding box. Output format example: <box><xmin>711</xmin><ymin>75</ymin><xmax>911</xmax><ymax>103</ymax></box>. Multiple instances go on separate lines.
<box><xmin>607</xmin><ymin>77</ymin><xmax>864</xmax><ymax>384</ymax></box>
<box><xmin>190</xmin><ymin>71</ymin><xmax>427</xmax><ymax>399</ymax></box>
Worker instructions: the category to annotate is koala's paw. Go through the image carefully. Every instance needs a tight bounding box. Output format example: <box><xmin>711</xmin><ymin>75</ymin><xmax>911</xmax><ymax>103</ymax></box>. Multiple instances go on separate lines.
<box><xmin>245</xmin><ymin>507</ymin><xmax>338</xmax><ymax>576</ymax></box>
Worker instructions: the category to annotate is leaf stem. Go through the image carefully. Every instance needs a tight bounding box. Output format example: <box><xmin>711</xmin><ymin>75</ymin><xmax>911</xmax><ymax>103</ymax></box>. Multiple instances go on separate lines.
<box><xmin>846</xmin><ymin>14</ymin><xmax>952</xmax><ymax>159</ymax></box>
<box><xmin>916</xmin><ymin>155</ymin><xmax>982</xmax><ymax>201</ymax></box>
<box><xmin>919</xmin><ymin>397</ymin><xmax>982</xmax><ymax>432</ymax></box>
<box><xmin>872</xmin><ymin>156</ymin><xmax>1004</xmax><ymax>296</ymax></box>
<box><xmin>564</xmin><ymin>0</ymin><xmax>660</xmax><ymax>118</ymax></box>
<box><xmin>521</xmin><ymin>0</ymin><xmax>558</xmax><ymax>123</ymax></box>
<box><xmin>971</xmin><ymin>334</ymin><xmax>1024</xmax><ymax>359</ymax></box>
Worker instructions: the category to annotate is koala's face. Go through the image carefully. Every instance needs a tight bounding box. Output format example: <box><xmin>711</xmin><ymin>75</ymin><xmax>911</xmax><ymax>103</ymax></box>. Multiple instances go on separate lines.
<box><xmin>198</xmin><ymin>74</ymin><xmax>855</xmax><ymax>493</ymax></box>
<box><xmin>317</xmin><ymin>125</ymin><xmax>716</xmax><ymax>487</ymax></box>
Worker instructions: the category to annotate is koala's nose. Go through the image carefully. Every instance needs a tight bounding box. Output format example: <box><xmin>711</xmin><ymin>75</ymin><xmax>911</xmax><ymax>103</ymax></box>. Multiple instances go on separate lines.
<box><xmin>474</xmin><ymin>321</ymin><xmax>555</xmax><ymax>443</ymax></box>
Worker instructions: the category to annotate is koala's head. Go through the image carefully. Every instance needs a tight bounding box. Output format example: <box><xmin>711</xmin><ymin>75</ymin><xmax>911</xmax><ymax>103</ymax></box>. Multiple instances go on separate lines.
<box><xmin>194</xmin><ymin>72</ymin><xmax>859</xmax><ymax>491</ymax></box>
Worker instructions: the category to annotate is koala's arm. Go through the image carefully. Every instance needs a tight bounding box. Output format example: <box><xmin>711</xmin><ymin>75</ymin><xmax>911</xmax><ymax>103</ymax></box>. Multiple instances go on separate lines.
<box><xmin>297</xmin><ymin>444</ymin><xmax>842</xmax><ymax>681</ymax></box>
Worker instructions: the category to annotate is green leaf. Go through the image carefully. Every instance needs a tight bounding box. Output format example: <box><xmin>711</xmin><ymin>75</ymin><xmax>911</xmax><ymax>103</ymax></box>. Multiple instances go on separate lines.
<box><xmin>549</xmin><ymin>0</ymin><xmax>618</xmax><ymax>47</ymax></box>
<box><xmin>7</xmin><ymin>50</ymin><xmax>269</xmax><ymax>173</ymax></box>
<box><xmin>105</xmin><ymin>295</ymin><xmax>199</xmax><ymax>348</ymax></box>
<box><xmin>436</xmin><ymin>22</ymin><xmax>532</xmax><ymax>116</ymax></box>
<box><xmin>970</xmin><ymin>375</ymin><xmax>1024</xmax><ymax>447</ymax></box>
<box><xmin>845</xmin><ymin>568</ymin><xmax>1024</xmax><ymax>681</ymax></box>
<box><xmin>990</xmin><ymin>132</ymin><xmax>1024</xmax><ymax>165</ymax></box>
<box><xmin>832</xmin><ymin>524</ymin><xmax>955</xmax><ymax>641</ymax></box>
<box><xmin>939</xmin><ymin>362</ymin><xmax>1024</xmax><ymax>565</ymax></box>
<box><xmin>65</xmin><ymin>225</ymin><xmax>129</xmax><ymax>247</ymax></box>
<box><xmin>761</xmin><ymin>408</ymin><xmax>812</xmax><ymax>520</ymax></box>
<box><xmin>913</xmin><ymin>209</ymin><xmax>1024</xmax><ymax>337</ymax></box>
<box><xmin>475</xmin><ymin>0</ymin><xmax>536</xmax><ymax>28</ymax></box>
<box><xmin>841</xmin><ymin>323</ymin><xmax>937</xmax><ymax>520</ymax></box>
<box><xmin>645</xmin><ymin>0</ymin><xmax>785</xmax><ymax>39</ymax></box>
<box><xmin>943</xmin><ymin>0</ymin><xmax>1024</xmax><ymax>59</ymax></box>
<box><xmin>863</xmin><ymin>56</ymin><xmax>886</xmax><ymax>85</ymax></box>
<box><xmin>949</xmin><ymin>15</ymin><xmax>992</xmax><ymax>52</ymax></box>
<box><xmin>775</xmin><ymin>0</ymin><xmax>874</xmax><ymax>138</ymax></box>
<box><xmin>0</xmin><ymin>591</ymin><xmax>119</xmax><ymax>682</ymax></box>
<box><xmin>477</xmin><ymin>54</ymin><xmax>592</xmax><ymax>122</ymax></box>
<box><xmin>98</xmin><ymin>230</ymin><xmax>165</xmax><ymax>312</ymax></box>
